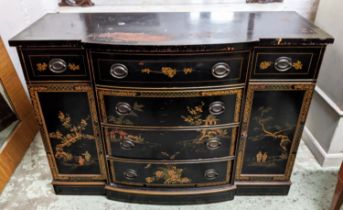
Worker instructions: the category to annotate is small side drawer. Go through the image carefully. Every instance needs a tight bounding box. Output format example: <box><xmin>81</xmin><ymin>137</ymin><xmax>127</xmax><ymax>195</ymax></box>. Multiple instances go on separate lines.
<box><xmin>20</xmin><ymin>48</ymin><xmax>89</xmax><ymax>81</ymax></box>
<box><xmin>251</xmin><ymin>47</ymin><xmax>323</xmax><ymax>79</ymax></box>
<box><xmin>90</xmin><ymin>51</ymin><xmax>249</xmax><ymax>87</ymax></box>
<box><xmin>109</xmin><ymin>158</ymin><xmax>233</xmax><ymax>187</ymax></box>
<box><xmin>104</xmin><ymin>126</ymin><xmax>237</xmax><ymax>159</ymax></box>
<box><xmin>98</xmin><ymin>87</ymin><xmax>243</xmax><ymax>127</ymax></box>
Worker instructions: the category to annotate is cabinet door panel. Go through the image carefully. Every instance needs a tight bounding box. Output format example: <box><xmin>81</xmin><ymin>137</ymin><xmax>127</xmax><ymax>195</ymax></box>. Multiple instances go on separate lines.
<box><xmin>236</xmin><ymin>83</ymin><xmax>314</xmax><ymax>181</ymax></box>
<box><xmin>29</xmin><ymin>84</ymin><xmax>106</xmax><ymax>181</ymax></box>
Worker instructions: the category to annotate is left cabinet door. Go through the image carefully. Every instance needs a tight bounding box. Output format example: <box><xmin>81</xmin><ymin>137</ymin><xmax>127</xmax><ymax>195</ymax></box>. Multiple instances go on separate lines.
<box><xmin>29</xmin><ymin>83</ymin><xmax>106</xmax><ymax>181</ymax></box>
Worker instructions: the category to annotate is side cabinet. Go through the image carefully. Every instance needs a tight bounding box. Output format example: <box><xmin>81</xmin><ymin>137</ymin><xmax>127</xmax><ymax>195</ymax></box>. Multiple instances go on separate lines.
<box><xmin>236</xmin><ymin>83</ymin><xmax>314</xmax><ymax>194</ymax></box>
<box><xmin>29</xmin><ymin>83</ymin><xmax>107</xmax><ymax>194</ymax></box>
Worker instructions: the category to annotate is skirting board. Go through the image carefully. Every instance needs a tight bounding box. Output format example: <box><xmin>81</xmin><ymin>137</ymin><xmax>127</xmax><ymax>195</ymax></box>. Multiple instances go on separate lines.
<box><xmin>303</xmin><ymin>126</ymin><xmax>343</xmax><ymax>168</ymax></box>
<box><xmin>302</xmin><ymin>86</ymin><xmax>343</xmax><ymax>168</ymax></box>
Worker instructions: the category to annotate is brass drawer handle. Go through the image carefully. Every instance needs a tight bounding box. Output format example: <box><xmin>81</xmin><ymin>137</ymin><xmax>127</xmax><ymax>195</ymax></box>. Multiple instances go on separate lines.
<box><xmin>211</xmin><ymin>62</ymin><xmax>231</xmax><ymax>78</ymax></box>
<box><xmin>120</xmin><ymin>138</ymin><xmax>135</xmax><ymax>150</ymax></box>
<box><xmin>110</xmin><ymin>63</ymin><xmax>128</xmax><ymax>79</ymax></box>
<box><xmin>49</xmin><ymin>58</ymin><xmax>67</xmax><ymax>73</ymax></box>
<box><xmin>204</xmin><ymin>169</ymin><xmax>219</xmax><ymax>180</ymax></box>
<box><xmin>209</xmin><ymin>101</ymin><xmax>225</xmax><ymax>115</ymax></box>
<box><xmin>123</xmin><ymin>169</ymin><xmax>138</xmax><ymax>180</ymax></box>
<box><xmin>205</xmin><ymin>137</ymin><xmax>222</xmax><ymax>150</ymax></box>
<box><xmin>115</xmin><ymin>102</ymin><xmax>132</xmax><ymax>116</ymax></box>
<box><xmin>274</xmin><ymin>56</ymin><xmax>293</xmax><ymax>72</ymax></box>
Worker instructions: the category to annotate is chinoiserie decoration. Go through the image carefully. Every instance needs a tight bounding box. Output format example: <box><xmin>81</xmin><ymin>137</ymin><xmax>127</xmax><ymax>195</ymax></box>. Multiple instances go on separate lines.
<box><xmin>36</xmin><ymin>62</ymin><xmax>80</xmax><ymax>72</ymax></box>
<box><xmin>249</xmin><ymin>106</ymin><xmax>292</xmax><ymax>167</ymax></box>
<box><xmin>141</xmin><ymin>67</ymin><xmax>193</xmax><ymax>78</ymax></box>
<box><xmin>49</xmin><ymin>111</ymin><xmax>96</xmax><ymax>167</ymax></box>
<box><xmin>145</xmin><ymin>165</ymin><xmax>192</xmax><ymax>184</ymax></box>
<box><xmin>259</xmin><ymin>60</ymin><xmax>303</xmax><ymax>70</ymax></box>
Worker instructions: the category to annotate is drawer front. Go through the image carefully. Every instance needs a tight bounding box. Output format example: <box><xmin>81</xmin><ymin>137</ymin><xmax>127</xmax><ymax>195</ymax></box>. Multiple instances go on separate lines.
<box><xmin>251</xmin><ymin>47</ymin><xmax>323</xmax><ymax>79</ymax></box>
<box><xmin>20</xmin><ymin>48</ymin><xmax>89</xmax><ymax>81</ymax></box>
<box><xmin>104</xmin><ymin>126</ymin><xmax>237</xmax><ymax>159</ymax></box>
<box><xmin>236</xmin><ymin>83</ymin><xmax>314</xmax><ymax>182</ymax></box>
<box><xmin>109</xmin><ymin>158</ymin><xmax>233</xmax><ymax>187</ymax></box>
<box><xmin>91</xmin><ymin>51</ymin><xmax>249</xmax><ymax>86</ymax></box>
<box><xmin>98</xmin><ymin>88</ymin><xmax>243</xmax><ymax>127</ymax></box>
<box><xmin>29</xmin><ymin>84</ymin><xmax>106</xmax><ymax>181</ymax></box>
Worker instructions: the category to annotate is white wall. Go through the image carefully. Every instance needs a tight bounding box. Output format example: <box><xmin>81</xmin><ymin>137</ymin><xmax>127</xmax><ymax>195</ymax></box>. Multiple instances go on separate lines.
<box><xmin>0</xmin><ymin>0</ymin><xmax>58</xmax><ymax>90</ymax></box>
<box><xmin>302</xmin><ymin>0</ymin><xmax>343</xmax><ymax>168</ymax></box>
<box><xmin>315</xmin><ymin>0</ymin><xmax>343</xmax><ymax>109</ymax></box>
<box><xmin>60</xmin><ymin>0</ymin><xmax>319</xmax><ymax>20</ymax></box>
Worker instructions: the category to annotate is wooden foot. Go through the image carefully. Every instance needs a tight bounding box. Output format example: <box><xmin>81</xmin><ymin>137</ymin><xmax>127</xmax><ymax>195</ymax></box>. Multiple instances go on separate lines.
<box><xmin>331</xmin><ymin>162</ymin><xmax>343</xmax><ymax>210</ymax></box>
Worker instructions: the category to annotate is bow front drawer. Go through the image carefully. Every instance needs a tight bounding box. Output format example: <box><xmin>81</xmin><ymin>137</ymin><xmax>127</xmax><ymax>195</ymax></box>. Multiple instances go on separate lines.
<box><xmin>98</xmin><ymin>87</ymin><xmax>243</xmax><ymax>127</ymax></box>
<box><xmin>20</xmin><ymin>48</ymin><xmax>89</xmax><ymax>81</ymax></box>
<box><xmin>109</xmin><ymin>157</ymin><xmax>233</xmax><ymax>187</ymax></box>
<box><xmin>104</xmin><ymin>126</ymin><xmax>237</xmax><ymax>159</ymax></box>
<box><xmin>251</xmin><ymin>47</ymin><xmax>324</xmax><ymax>79</ymax></box>
<box><xmin>90</xmin><ymin>51</ymin><xmax>249</xmax><ymax>86</ymax></box>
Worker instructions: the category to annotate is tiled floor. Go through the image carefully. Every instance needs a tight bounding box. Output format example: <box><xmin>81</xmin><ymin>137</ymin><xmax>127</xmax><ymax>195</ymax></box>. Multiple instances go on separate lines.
<box><xmin>0</xmin><ymin>133</ymin><xmax>339</xmax><ymax>210</ymax></box>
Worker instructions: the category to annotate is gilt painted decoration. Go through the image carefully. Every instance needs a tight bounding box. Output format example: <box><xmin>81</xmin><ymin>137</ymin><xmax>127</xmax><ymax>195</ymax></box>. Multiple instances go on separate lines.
<box><xmin>145</xmin><ymin>165</ymin><xmax>192</xmax><ymax>184</ymax></box>
<box><xmin>38</xmin><ymin>92</ymin><xmax>101</xmax><ymax>175</ymax></box>
<box><xmin>49</xmin><ymin>111</ymin><xmax>96</xmax><ymax>169</ymax></box>
<box><xmin>241</xmin><ymin>90</ymin><xmax>305</xmax><ymax>175</ymax></box>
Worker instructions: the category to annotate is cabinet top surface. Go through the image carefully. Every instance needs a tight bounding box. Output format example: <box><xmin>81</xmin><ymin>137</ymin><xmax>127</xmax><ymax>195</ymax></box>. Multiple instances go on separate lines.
<box><xmin>10</xmin><ymin>11</ymin><xmax>333</xmax><ymax>46</ymax></box>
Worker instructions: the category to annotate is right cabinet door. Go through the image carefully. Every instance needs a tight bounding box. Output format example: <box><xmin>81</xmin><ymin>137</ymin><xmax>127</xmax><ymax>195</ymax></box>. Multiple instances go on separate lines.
<box><xmin>236</xmin><ymin>83</ymin><xmax>314</xmax><ymax>181</ymax></box>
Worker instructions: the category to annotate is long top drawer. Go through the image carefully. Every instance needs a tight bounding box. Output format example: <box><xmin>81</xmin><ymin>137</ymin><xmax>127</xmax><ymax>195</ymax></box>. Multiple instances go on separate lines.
<box><xmin>90</xmin><ymin>51</ymin><xmax>249</xmax><ymax>87</ymax></box>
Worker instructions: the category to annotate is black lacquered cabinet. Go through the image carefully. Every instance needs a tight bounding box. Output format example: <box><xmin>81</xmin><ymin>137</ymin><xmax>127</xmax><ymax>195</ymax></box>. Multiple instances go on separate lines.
<box><xmin>10</xmin><ymin>12</ymin><xmax>333</xmax><ymax>204</ymax></box>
